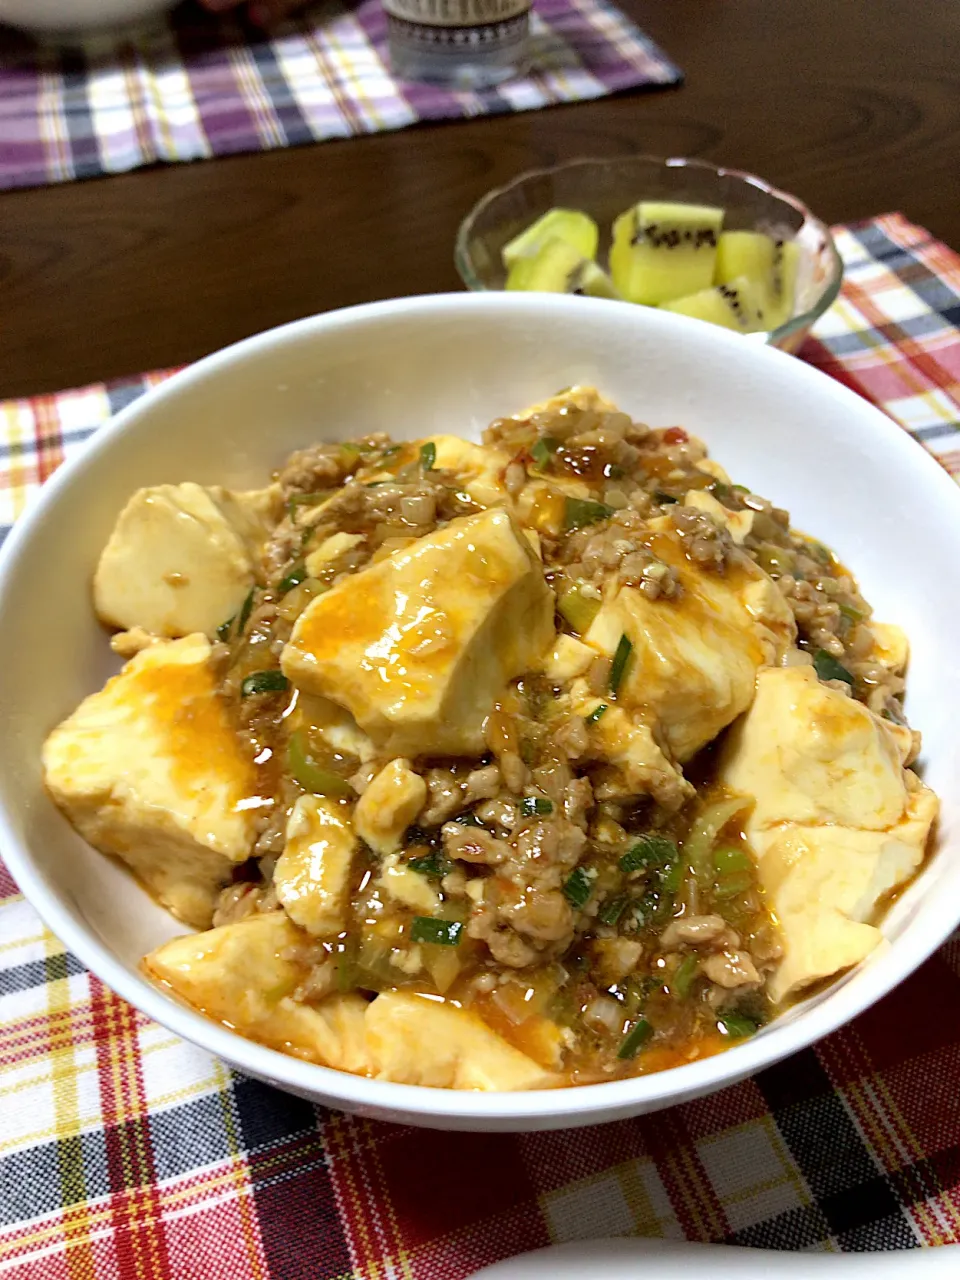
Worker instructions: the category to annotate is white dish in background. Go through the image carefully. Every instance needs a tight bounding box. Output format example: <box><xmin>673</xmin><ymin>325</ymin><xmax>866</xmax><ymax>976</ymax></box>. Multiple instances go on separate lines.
<box><xmin>470</xmin><ymin>1239</ymin><xmax>960</xmax><ymax>1278</ymax></box>
<box><xmin>1</xmin><ymin>293</ymin><xmax>959</xmax><ymax>1132</ymax></box>
<box><xmin>0</xmin><ymin>0</ymin><xmax>174</xmax><ymax>36</ymax></box>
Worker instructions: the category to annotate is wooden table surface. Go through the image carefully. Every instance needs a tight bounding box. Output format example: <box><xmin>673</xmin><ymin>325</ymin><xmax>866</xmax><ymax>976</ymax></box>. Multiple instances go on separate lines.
<box><xmin>1</xmin><ymin>0</ymin><xmax>958</xmax><ymax>398</ymax></box>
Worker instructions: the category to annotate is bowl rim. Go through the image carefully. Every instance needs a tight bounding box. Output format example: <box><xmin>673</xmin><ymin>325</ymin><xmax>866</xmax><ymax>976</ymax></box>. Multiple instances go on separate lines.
<box><xmin>0</xmin><ymin>0</ymin><xmax>175</xmax><ymax>38</ymax></box>
<box><xmin>4</xmin><ymin>291</ymin><xmax>959</xmax><ymax>1128</ymax></box>
<box><xmin>454</xmin><ymin>155</ymin><xmax>845</xmax><ymax>347</ymax></box>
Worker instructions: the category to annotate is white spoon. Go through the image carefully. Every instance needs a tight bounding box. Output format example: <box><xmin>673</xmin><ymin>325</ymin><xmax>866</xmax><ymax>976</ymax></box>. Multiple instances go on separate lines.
<box><xmin>471</xmin><ymin>1238</ymin><xmax>959</xmax><ymax>1279</ymax></box>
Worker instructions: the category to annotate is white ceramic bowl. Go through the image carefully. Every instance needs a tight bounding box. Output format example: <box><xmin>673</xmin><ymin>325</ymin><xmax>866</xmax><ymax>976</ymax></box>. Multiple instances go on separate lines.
<box><xmin>2</xmin><ymin>294</ymin><xmax>959</xmax><ymax>1133</ymax></box>
<box><xmin>0</xmin><ymin>0</ymin><xmax>174</xmax><ymax>36</ymax></box>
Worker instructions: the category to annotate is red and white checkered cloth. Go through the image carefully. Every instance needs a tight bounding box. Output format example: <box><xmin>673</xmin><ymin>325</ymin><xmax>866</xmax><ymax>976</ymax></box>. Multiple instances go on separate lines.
<box><xmin>1</xmin><ymin>213</ymin><xmax>959</xmax><ymax>1279</ymax></box>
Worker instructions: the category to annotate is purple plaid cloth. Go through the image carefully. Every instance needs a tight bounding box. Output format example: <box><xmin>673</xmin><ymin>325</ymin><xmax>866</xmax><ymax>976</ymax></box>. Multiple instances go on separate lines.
<box><xmin>0</xmin><ymin>0</ymin><xmax>681</xmax><ymax>190</ymax></box>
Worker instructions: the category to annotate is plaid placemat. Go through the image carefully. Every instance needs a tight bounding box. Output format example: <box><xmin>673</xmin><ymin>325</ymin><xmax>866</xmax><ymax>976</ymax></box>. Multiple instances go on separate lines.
<box><xmin>2</xmin><ymin>212</ymin><xmax>960</xmax><ymax>1278</ymax></box>
<box><xmin>0</xmin><ymin>0</ymin><xmax>680</xmax><ymax>191</ymax></box>
<box><xmin>800</xmin><ymin>214</ymin><xmax>960</xmax><ymax>476</ymax></box>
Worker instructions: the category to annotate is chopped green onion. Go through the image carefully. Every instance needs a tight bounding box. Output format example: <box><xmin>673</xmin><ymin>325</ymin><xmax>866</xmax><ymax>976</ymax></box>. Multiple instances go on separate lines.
<box><xmin>410</xmin><ymin>917</ymin><xmax>462</xmax><ymax>946</ymax></box>
<box><xmin>684</xmin><ymin>795</ymin><xmax>753</xmax><ymax>878</ymax></box>
<box><xmin>380</xmin><ymin>444</ymin><xmax>402</xmax><ymax>461</ymax></box>
<box><xmin>672</xmin><ymin>953</ymin><xmax>700</xmax><ymax>999</ymax></box>
<box><xmin>732</xmin><ymin>484</ymin><xmax>750</xmax><ymax>494</ymax></box>
<box><xmin>339</xmin><ymin>442</ymin><xmax>362</xmax><ymax>462</ymax></box>
<box><xmin>335</xmin><ymin>937</ymin><xmax>358</xmax><ymax>994</ymax></box>
<box><xmin>356</xmin><ymin>935</ymin><xmax>397</xmax><ymax>988</ymax></box>
<box><xmin>710</xmin><ymin>481</ymin><xmax>732</xmax><ymax>503</ymax></box>
<box><xmin>713</xmin><ymin>845</ymin><xmax>752</xmax><ymax>875</ymax></box>
<box><xmin>277</xmin><ymin>562</ymin><xmax>307</xmax><ymax>595</ymax></box>
<box><xmin>620</xmin><ymin>976</ymin><xmax>654</xmax><ymax>1017</ymax></box>
<box><xmin>520</xmin><ymin>796</ymin><xmax>553</xmax><ymax>818</ymax></box>
<box><xmin>598</xmin><ymin>895</ymin><xmax>628</xmax><ymax>926</ymax></box>
<box><xmin>564</xmin><ymin>497</ymin><xmax>614</xmax><ymax>530</ymax></box>
<box><xmin>714</xmin><ymin>873</ymin><xmax>753</xmax><ymax>899</ymax></box>
<box><xmin>617</xmin><ymin>1017</ymin><xmax>653</xmax><ymax>1060</ymax></box>
<box><xmin>240</xmin><ymin>670</ymin><xmax>289</xmax><ymax>698</ymax></box>
<box><xmin>287</xmin><ymin>729</ymin><xmax>354</xmax><ymax>796</ymax></box>
<box><xmin>563</xmin><ymin>866</ymin><xmax>593</xmax><ymax>910</ymax></box>
<box><xmin>585</xmin><ymin>703</ymin><xmax>608</xmax><ymax>726</ymax></box>
<box><xmin>620</xmin><ymin>835</ymin><xmax>678</xmax><ymax>873</ymax></box>
<box><xmin>557</xmin><ymin>586</ymin><xmax>600</xmax><ymax>634</ymax></box>
<box><xmin>659</xmin><ymin>861</ymin><xmax>684</xmax><ymax>895</ymax></box>
<box><xmin>631</xmin><ymin>893</ymin><xmax>660</xmax><ymax>929</ymax></box>
<box><xmin>454</xmin><ymin>812</ymin><xmax>485</xmax><ymax>827</ymax></box>
<box><xmin>654</xmin><ymin>491</ymin><xmax>679</xmax><ymax>505</ymax></box>
<box><xmin>216</xmin><ymin>615</ymin><xmax>234</xmax><ymax>643</ymax></box>
<box><xmin>807</xmin><ymin>540</ymin><xmax>833</xmax><ymax>565</ymax></box>
<box><xmin>408</xmin><ymin>852</ymin><xmax>452</xmax><ymax>879</ymax></box>
<box><xmin>838</xmin><ymin>602</ymin><xmax>866</xmax><ymax>623</ymax></box>
<box><xmin>756</xmin><ymin>544</ymin><xmax>793</xmax><ymax>577</ymax></box>
<box><xmin>237</xmin><ymin>588</ymin><xmax>255</xmax><ymax>635</ymax></box>
<box><xmin>718</xmin><ymin>1013</ymin><xmax>759</xmax><ymax>1039</ymax></box>
<box><xmin>530</xmin><ymin>437</ymin><xmax>559</xmax><ymax>470</ymax></box>
<box><xmin>419</xmin><ymin>441</ymin><xmax>437</xmax><ymax>471</ymax></box>
<box><xmin>813</xmin><ymin>649</ymin><xmax>854</xmax><ymax>685</ymax></box>
<box><xmin>287</xmin><ymin>491</ymin><xmax>330</xmax><ymax>517</ymax></box>
<box><xmin>609</xmin><ymin>634</ymin><xmax>633</xmax><ymax>695</ymax></box>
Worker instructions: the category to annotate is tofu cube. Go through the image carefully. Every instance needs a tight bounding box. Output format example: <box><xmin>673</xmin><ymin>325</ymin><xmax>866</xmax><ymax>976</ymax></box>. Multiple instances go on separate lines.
<box><xmin>761</xmin><ymin>785</ymin><xmax>938</xmax><ymax>1002</ymax></box>
<box><xmin>379</xmin><ymin>853</ymin><xmax>443</xmax><ymax>914</ymax></box>
<box><xmin>542</xmin><ymin>634</ymin><xmax>596</xmax><ymax>683</ymax></box>
<box><xmin>574</xmin><ymin>690</ymin><xmax>694</xmax><ymax>811</ymax></box>
<box><xmin>145</xmin><ymin>920</ymin><xmax>558</xmax><ymax>1086</ymax></box>
<box><xmin>683</xmin><ymin>489</ymin><xmax>755</xmax><ymax>544</ymax></box>
<box><xmin>294</xmin><ymin>694</ymin><xmax>376</xmax><ymax>763</ymax></box>
<box><xmin>585</xmin><ymin>527</ymin><xmax>794</xmax><ymax>761</ymax></box>
<box><xmin>43</xmin><ymin>634</ymin><xmax>258</xmax><ymax>927</ymax></box>
<box><xmin>718</xmin><ymin>666</ymin><xmax>938</xmax><ymax>1001</ymax></box>
<box><xmin>720</xmin><ymin>665</ymin><xmax>907</xmax><ymax>831</ymax></box>
<box><xmin>426</xmin><ymin>435</ymin><xmax>511</xmax><ymax>510</ymax></box>
<box><xmin>364</xmin><ymin>991</ymin><xmax>557</xmax><ymax>1090</ymax></box>
<box><xmin>94</xmin><ymin>482</ymin><xmax>278</xmax><ymax>639</ymax></box>
<box><xmin>869</xmin><ymin>622</ymin><xmax>909</xmax><ymax>675</ymax></box>
<box><xmin>514</xmin><ymin>385</ymin><xmax>619</xmax><ymax>419</ymax></box>
<box><xmin>515</xmin><ymin>476</ymin><xmax>591</xmax><ymax>538</ymax></box>
<box><xmin>305</xmin><ymin>532</ymin><xmax>365</xmax><ymax>578</ymax></box>
<box><xmin>274</xmin><ymin>795</ymin><xmax>357</xmax><ymax>938</ymax></box>
<box><xmin>353</xmin><ymin>758</ymin><xmax>427</xmax><ymax>856</ymax></box>
<box><xmin>144</xmin><ymin>913</ymin><xmax>370</xmax><ymax>1072</ymax></box>
<box><xmin>281</xmin><ymin>509</ymin><xmax>555</xmax><ymax>756</ymax></box>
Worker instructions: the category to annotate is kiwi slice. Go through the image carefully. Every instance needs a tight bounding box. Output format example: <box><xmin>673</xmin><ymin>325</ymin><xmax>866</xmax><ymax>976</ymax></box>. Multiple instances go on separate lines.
<box><xmin>766</xmin><ymin>238</ymin><xmax>801</xmax><ymax>330</ymax></box>
<box><xmin>609</xmin><ymin>201</ymin><xmax>724</xmax><ymax>306</ymax></box>
<box><xmin>501</xmin><ymin>209</ymin><xmax>599</xmax><ymax>269</ymax></box>
<box><xmin>505</xmin><ymin>238</ymin><xmax>620</xmax><ymax>298</ymax></box>
<box><xmin>716</xmin><ymin>231</ymin><xmax>801</xmax><ymax>331</ymax></box>
<box><xmin>661</xmin><ymin>275</ymin><xmax>765</xmax><ymax>332</ymax></box>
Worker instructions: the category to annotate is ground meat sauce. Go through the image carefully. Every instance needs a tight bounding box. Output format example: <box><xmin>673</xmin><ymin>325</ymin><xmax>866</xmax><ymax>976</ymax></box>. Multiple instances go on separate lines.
<box><xmin>209</xmin><ymin>391</ymin><xmax>912</xmax><ymax>1084</ymax></box>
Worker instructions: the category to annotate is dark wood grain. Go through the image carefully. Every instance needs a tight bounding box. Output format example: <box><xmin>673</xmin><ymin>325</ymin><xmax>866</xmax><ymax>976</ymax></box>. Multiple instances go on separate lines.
<box><xmin>1</xmin><ymin>0</ymin><xmax>958</xmax><ymax>396</ymax></box>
